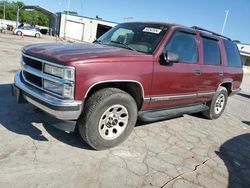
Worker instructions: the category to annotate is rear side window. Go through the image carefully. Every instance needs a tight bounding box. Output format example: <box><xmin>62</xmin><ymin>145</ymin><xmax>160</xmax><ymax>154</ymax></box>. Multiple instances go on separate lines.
<box><xmin>202</xmin><ymin>37</ymin><xmax>221</xmax><ymax>65</ymax></box>
<box><xmin>223</xmin><ymin>40</ymin><xmax>242</xmax><ymax>67</ymax></box>
<box><xmin>165</xmin><ymin>32</ymin><xmax>198</xmax><ymax>64</ymax></box>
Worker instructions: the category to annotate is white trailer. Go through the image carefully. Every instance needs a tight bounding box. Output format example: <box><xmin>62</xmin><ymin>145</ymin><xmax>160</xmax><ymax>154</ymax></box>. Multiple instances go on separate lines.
<box><xmin>237</xmin><ymin>43</ymin><xmax>250</xmax><ymax>66</ymax></box>
<box><xmin>0</xmin><ymin>19</ymin><xmax>17</xmax><ymax>31</ymax></box>
<box><xmin>58</xmin><ymin>13</ymin><xmax>117</xmax><ymax>43</ymax></box>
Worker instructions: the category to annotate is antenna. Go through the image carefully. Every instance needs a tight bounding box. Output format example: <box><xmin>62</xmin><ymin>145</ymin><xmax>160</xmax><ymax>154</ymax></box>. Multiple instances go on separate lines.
<box><xmin>221</xmin><ymin>10</ymin><xmax>229</xmax><ymax>35</ymax></box>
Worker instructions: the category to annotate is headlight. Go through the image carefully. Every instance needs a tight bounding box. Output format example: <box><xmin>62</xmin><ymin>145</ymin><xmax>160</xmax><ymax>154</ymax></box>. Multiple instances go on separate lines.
<box><xmin>43</xmin><ymin>79</ymin><xmax>74</xmax><ymax>99</ymax></box>
<box><xmin>44</xmin><ymin>64</ymin><xmax>75</xmax><ymax>81</ymax></box>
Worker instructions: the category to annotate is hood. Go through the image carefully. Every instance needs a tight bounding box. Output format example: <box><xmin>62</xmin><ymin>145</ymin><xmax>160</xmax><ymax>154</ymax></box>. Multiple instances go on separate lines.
<box><xmin>23</xmin><ymin>42</ymin><xmax>149</xmax><ymax>65</ymax></box>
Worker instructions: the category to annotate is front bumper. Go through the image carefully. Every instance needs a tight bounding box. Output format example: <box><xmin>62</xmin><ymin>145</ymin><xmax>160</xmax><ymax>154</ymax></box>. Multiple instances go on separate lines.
<box><xmin>13</xmin><ymin>71</ymin><xmax>83</xmax><ymax>120</ymax></box>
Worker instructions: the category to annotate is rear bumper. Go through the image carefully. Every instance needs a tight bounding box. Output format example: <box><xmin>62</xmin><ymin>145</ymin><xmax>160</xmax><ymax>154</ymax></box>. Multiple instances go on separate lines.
<box><xmin>13</xmin><ymin>71</ymin><xmax>83</xmax><ymax>120</ymax></box>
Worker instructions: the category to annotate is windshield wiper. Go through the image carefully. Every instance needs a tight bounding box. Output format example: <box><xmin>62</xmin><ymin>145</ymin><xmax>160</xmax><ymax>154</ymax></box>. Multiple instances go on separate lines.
<box><xmin>93</xmin><ymin>39</ymin><xmax>102</xmax><ymax>44</ymax></box>
<box><xmin>110</xmin><ymin>40</ymin><xmax>137</xmax><ymax>52</ymax></box>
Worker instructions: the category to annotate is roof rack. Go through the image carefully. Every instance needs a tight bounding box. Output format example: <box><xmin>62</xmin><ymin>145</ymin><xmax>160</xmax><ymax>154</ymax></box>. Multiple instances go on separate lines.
<box><xmin>191</xmin><ymin>26</ymin><xmax>231</xmax><ymax>41</ymax></box>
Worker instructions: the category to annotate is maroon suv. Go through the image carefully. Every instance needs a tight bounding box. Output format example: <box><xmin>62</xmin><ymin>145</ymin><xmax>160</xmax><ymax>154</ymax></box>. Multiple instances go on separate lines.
<box><xmin>12</xmin><ymin>22</ymin><xmax>243</xmax><ymax>150</ymax></box>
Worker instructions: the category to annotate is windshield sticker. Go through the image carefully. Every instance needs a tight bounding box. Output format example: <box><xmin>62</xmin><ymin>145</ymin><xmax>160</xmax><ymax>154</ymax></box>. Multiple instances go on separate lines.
<box><xmin>143</xmin><ymin>27</ymin><xmax>162</xmax><ymax>34</ymax></box>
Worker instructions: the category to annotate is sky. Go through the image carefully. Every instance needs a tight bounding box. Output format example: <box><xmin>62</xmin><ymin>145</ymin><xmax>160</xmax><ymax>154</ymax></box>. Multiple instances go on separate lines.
<box><xmin>21</xmin><ymin>0</ymin><xmax>250</xmax><ymax>43</ymax></box>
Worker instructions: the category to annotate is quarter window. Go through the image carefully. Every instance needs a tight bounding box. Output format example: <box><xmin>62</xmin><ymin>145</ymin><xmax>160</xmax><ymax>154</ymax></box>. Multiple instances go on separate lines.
<box><xmin>223</xmin><ymin>39</ymin><xmax>242</xmax><ymax>67</ymax></box>
<box><xmin>202</xmin><ymin>37</ymin><xmax>221</xmax><ymax>65</ymax></box>
<box><xmin>165</xmin><ymin>32</ymin><xmax>198</xmax><ymax>64</ymax></box>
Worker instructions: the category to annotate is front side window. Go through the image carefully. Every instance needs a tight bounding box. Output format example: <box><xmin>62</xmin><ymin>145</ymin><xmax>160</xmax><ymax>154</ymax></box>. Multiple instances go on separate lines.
<box><xmin>165</xmin><ymin>32</ymin><xmax>198</xmax><ymax>63</ymax></box>
<box><xmin>223</xmin><ymin>39</ymin><xmax>242</xmax><ymax>67</ymax></box>
<box><xmin>202</xmin><ymin>37</ymin><xmax>221</xmax><ymax>65</ymax></box>
<box><xmin>96</xmin><ymin>23</ymin><xmax>168</xmax><ymax>54</ymax></box>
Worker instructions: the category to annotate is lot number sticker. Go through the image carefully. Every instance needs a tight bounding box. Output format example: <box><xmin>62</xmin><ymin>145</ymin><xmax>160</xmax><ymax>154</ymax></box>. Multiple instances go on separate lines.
<box><xmin>143</xmin><ymin>27</ymin><xmax>162</xmax><ymax>34</ymax></box>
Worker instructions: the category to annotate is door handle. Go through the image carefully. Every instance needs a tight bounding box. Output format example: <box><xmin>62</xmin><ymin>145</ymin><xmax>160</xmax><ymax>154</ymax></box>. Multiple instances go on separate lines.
<box><xmin>194</xmin><ymin>70</ymin><xmax>201</xmax><ymax>75</ymax></box>
<box><xmin>219</xmin><ymin>72</ymin><xmax>224</xmax><ymax>76</ymax></box>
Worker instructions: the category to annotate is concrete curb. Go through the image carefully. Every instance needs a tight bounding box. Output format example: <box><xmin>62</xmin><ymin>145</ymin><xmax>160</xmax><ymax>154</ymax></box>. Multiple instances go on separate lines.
<box><xmin>244</xmin><ymin>66</ymin><xmax>250</xmax><ymax>75</ymax></box>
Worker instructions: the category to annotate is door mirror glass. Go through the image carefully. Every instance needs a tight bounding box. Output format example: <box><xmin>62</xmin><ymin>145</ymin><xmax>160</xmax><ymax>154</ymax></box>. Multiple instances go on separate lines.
<box><xmin>161</xmin><ymin>51</ymin><xmax>179</xmax><ymax>65</ymax></box>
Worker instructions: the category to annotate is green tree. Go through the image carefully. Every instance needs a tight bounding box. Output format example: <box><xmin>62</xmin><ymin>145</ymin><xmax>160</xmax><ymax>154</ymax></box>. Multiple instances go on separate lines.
<box><xmin>0</xmin><ymin>1</ymin><xmax>49</xmax><ymax>27</ymax></box>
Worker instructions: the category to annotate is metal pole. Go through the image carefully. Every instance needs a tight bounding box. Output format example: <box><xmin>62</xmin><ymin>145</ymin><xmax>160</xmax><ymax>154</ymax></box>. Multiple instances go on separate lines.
<box><xmin>221</xmin><ymin>10</ymin><xmax>229</xmax><ymax>35</ymax></box>
<box><xmin>16</xmin><ymin>5</ymin><xmax>24</xmax><ymax>27</ymax></box>
<box><xmin>3</xmin><ymin>0</ymin><xmax>5</xmax><ymax>20</ymax></box>
<box><xmin>16</xmin><ymin>6</ymin><xmax>19</xmax><ymax>27</ymax></box>
<box><xmin>67</xmin><ymin>0</ymin><xmax>71</xmax><ymax>15</ymax></box>
<box><xmin>81</xmin><ymin>0</ymin><xmax>83</xmax><ymax>17</ymax></box>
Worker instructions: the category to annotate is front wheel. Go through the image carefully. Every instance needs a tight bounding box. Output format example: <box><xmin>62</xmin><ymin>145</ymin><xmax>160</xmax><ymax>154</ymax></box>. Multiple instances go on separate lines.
<box><xmin>77</xmin><ymin>88</ymin><xmax>138</xmax><ymax>150</ymax></box>
<box><xmin>202</xmin><ymin>86</ymin><xmax>228</xmax><ymax>119</ymax></box>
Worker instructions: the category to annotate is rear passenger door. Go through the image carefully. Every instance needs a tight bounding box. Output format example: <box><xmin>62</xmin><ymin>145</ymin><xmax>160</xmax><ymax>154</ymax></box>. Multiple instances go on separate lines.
<box><xmin>199</xmin><ymin>36</ymin><xmax>224</xmax><ymax>97</ymax></box>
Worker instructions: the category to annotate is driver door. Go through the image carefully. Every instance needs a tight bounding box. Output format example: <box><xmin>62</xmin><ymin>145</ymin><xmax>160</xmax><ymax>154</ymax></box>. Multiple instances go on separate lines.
<box><xmin>150</xmin><ymin>30</ymin><xmax>202</xmax><ymax>109</ymax></box>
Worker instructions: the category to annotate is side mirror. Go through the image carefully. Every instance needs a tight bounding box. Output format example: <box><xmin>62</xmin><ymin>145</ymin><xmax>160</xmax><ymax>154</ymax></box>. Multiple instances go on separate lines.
<box><xmin>161</xmin><ymin>51</ymin><xmax>179</xmax><ymax>65</ymax></box>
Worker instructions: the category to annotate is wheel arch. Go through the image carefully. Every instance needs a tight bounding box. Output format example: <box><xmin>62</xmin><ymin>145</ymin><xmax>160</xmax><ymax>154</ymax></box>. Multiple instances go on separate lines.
<box><xmin>84</xmin><ymin>80</ymin><xmax>145</xmax><ymax>110</ymax></box>
<box><xmin>219</xmin><ymin>81</ymin><xmax>233</xmax><ymax>95</ymax></box>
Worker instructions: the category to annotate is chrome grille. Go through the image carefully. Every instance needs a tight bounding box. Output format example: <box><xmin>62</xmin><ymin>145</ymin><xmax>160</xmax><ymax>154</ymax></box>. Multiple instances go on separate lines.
<box><xmin>23</xmin><ymin>55</ymin><xmax>43</xmax><ymax>70</ymax></box>
<box><xmin>21</xmin><ymin>53</ymin><xmax>75</xmax><ymax>99</ymax></box>
<box><xmin>23</xmin><ymin>71</ymin><xmax>42</xmax><ymax>87</ymax></box>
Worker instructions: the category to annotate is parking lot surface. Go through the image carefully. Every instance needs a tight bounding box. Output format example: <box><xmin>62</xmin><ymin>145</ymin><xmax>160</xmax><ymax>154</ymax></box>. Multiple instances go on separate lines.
<box><xmin>0</xmin><ymin>32</ymin><xmax>250</xmax><ymax>188</ymax></box>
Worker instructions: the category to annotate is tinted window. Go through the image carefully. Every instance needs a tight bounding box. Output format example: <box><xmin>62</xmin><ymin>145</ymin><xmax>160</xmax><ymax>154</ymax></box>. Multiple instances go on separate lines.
<box><xmin>223</xmin><ymin>40</ymin><xmax>242</xmax><ymax>67</ymax></box>
<box><xmin>165</xmin><ymin>32</ymin><xmax>198</xmax><ymax>63</ymax></box>
<box><xmin>202</xmin><ymin>37</ymin><xmax>221</xmax><ymax>65</ymax></box>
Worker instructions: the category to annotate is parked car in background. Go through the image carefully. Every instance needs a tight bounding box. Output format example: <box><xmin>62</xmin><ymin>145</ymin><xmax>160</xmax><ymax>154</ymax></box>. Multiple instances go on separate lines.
<box><xmin>14</xmin><ymin>26</ymin><xmax>42</xmax><ymax>38</ymax></box>
<box><xmin>12</xmin><ymin>22</ymin><xmax>243</xmax><ymax>150</ymax></box>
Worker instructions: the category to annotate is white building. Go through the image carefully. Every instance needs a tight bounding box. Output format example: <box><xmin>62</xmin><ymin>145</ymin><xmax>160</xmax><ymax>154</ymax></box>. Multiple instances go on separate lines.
<box><xmin>236</xmin><ymin>43</ymin><xmax>250</xmax><ymax>66</ymax></box>
<box><xmin>57</xmin><ymin>13</ymin><xmax>117</xmax><ymax>43</ymax></box>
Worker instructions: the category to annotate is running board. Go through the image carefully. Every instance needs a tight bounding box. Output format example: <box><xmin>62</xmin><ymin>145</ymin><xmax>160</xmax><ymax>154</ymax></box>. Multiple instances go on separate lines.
<box><xmin>138</xmin><ymin>104</ymin><xmax>209</xmax><ymax>122</ymax></box>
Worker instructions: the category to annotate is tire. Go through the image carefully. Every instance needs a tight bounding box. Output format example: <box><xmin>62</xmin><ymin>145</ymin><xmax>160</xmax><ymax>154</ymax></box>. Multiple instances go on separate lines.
<box><xmin>35</xmin><ymin>33</ymin><xmax>40</xmax><ymax>38</ymax></box>
<box><xmin>77</xmin><ymin>88</ymin><xmax>138</xmax><ymax>150</ymax></box>
<box><xmin>202</xmin><ymin>86</ymin><xmax>228</xmax><ymax>119</ymax></box>
<box><xmin>17</xmin><ymin>31</ymin><xmax>22</xmax><ymax>36</ymax></box>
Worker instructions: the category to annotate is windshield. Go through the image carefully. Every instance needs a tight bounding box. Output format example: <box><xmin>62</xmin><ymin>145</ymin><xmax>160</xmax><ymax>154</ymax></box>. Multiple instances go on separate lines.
<box><xmin>95</xmin><ymin>23</ymin><xmax>168</xmax><ymax>54</ymax></box>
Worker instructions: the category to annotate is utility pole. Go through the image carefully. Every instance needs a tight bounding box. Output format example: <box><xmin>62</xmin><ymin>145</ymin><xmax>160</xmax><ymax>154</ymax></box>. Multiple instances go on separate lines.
<box><xmin>221</xmin><ymin>10</ymin><xmax>229</xmax><ymax>35</ymax></box>
<box><xmin>16</xmin><ymin>5</ymin><xmax>24</xmax><ymax>27</ymax></box>
<box><xmin>3</xmin><ymin>0</ymin><xmax>6</xmax><ymax>20</ymax></box>
<box><xmin>67</xmin><ymin>0</ymin><xmax>71</xmax><ymax>15</ymax></box>
<box><xmin>81</xmin><ymin>0</ymin><xmax>83</xmax><ymax>17</ymax></box>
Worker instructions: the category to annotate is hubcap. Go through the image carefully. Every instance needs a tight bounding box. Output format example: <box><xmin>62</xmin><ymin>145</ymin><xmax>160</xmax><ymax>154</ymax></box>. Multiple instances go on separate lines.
<box><xmin>98</xmin><ymin>105</ymin><xmax>129</xmax><ymax>140</ymax></box>
<box><xmin>214</xmin><ymin>94</ymin><xmax>225</xmax><ymax>114</ymax></box>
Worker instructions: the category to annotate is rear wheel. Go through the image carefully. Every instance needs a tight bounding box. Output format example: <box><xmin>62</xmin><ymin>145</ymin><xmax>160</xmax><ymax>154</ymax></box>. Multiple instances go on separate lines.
<box><xmin>35</xmin><ymin>33</ymin><xmax>40</xmax><ymax>38</ymax></box>
<box><xmin>17</xmin><ymin>31</ymin><xmax>22</xmax><ymax>36</ymax></box>
<box><xmin>77</xmin><ymin>88</ymin><xmax>138</xmax><ymax>150</ymax></box>
<box><xmin>202</xmin><ymin>86</ymin><xmax>228</xmax><ymax>119</ymax></box>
